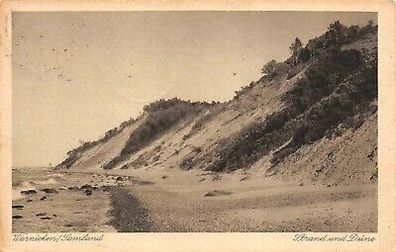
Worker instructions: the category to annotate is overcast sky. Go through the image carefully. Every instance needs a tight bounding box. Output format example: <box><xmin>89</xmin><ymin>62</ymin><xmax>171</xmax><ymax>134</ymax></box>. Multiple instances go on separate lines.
<box><xmin>12</xmin><ymin>11</ymin><xmax>376</xmax><ymax>167</ymax></box>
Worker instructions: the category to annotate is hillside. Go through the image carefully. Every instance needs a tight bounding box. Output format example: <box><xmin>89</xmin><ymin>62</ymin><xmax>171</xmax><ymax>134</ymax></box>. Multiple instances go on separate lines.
<box><xmin>57</xmin><ymin>21</ymin><xmax>378</xmax><ymax>186</ymax></box>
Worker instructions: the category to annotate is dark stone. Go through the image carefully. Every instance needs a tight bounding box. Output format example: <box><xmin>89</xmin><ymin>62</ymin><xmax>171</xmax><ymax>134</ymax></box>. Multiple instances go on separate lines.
<box><xmin>41</xmin><ymin>188</ymin><xmax>59</xmax><ymax>194</ymax></box>
<box><xmin>36</xmin><ymin>213</ymin><xmax>47</xmax><ymax>216</ymax></box>
<box><xmin>80</xmin><ymin>184</ymin><xmax>93</xmax><ymax>190</ymax></box>
<box><xmin>133</xmin><ymin>180</ymin><xmax>154</xmax><ymax>186</ymax></box>
<box><xmin>12</xmin><ymin>205</ymin><xmax>24</xmax><ymax>210</ymax></box>
<box><xmin>67</xmin><ymin>186</ymin><xmax>79</xmax><ymax>191</ymax></box>
<box><xmin>102</xmin><ymin>186</ymin><xmax>111</xmax><ymax>192</ymax></box>
<box><xmin>40</xmin><ymin>196</ymin><xmax>47</xmax><ymax>201</ymax></box>
<box><xmin>12</xmin><ymin>215</ymin><xmax>23</xmax><ymax>219</ymax></box>
<box><xmin>84</xmin><ymin>189</ymin><xmax>92</xmax><ymax>196</ymax></box>
<box><xmin>20</xmin><ymin>189</ymin><xmax>37</xmax><ymax>195</ymax></box>
<box><xmin>204</xmin><ymin>190</ymin><xmax>233</xmax><ymax>197</ymax></box>
<box><xmin>40</xmin><ymin>216</ymin><xmax>52</xmax><ymax>220</ymax></box>
<box><xmin>116</xmin><ymin>176</ymin><xmax>123</xmax><ymax>181</ymax></box>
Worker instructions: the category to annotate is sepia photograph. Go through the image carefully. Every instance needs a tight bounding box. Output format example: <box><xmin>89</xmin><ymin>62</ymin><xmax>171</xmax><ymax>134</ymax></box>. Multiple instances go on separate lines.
<box><xmin>10</xmin><ymin>10</ymin><xmax>379</xmax><ymax>233</ymax></box>
<box><xmin>1</xmin><ymin>1</ymin><xmax>395</xmax><ymax>251</ymax></box>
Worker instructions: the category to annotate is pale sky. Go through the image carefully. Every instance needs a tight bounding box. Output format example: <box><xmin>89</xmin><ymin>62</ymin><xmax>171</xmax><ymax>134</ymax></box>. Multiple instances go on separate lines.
<box><xmin>12</xmin><ymin>11</ymin><xmax>376</xmax><ymax>167</ymax></box>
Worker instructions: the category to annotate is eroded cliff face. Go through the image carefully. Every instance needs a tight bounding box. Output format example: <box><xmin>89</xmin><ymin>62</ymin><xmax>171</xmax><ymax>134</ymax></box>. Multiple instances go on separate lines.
<box><xmin>58</xmin><ymin>23</ymin><xmax>377</xmax><ymax>185</ymax></box>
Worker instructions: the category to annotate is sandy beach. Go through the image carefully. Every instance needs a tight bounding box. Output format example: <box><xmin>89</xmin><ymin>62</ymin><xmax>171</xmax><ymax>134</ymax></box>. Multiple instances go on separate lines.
<box><xmin>12</xmin><ymin>167</ymin><xmax>377</xmax><ymax>233</ymax></box>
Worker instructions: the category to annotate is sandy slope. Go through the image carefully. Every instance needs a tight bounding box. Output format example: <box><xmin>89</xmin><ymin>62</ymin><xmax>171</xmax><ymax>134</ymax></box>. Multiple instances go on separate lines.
<box><xmin>250</xmin><ymin>109</ymin><xmax>378</xmax><ymax>185</ymax></box>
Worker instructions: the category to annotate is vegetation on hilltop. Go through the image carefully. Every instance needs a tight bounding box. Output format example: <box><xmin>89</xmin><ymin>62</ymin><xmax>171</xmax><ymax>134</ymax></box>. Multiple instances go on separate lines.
<box><xmin>207</xmin><ymin>20</ymin><xmax>377</xmax><ymax>172</ymax></box>
<box><xmin>102</xmin><ymin>98</ymin><xmax>212</xmax><ymax>169</ymax></box>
